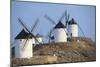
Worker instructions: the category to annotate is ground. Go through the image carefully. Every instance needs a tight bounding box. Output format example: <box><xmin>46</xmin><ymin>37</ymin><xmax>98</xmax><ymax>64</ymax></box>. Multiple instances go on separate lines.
<box><xmin>11</xmin><ymin>37</ymin><xmax>96</xmax><ymax>67</ymax></box>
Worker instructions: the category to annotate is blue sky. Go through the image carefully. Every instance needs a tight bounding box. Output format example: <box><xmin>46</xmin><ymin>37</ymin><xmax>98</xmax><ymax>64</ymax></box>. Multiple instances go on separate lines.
<box><xmin>11</xmin><ymin>1</ymin><xmax>96</xmax><ymax>43</ymax></box>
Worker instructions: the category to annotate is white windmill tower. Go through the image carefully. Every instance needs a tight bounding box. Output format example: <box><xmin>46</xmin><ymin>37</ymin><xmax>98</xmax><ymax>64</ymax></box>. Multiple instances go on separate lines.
<box><xmin>12</xmin><ymin>18</ymin><xmax>40</xmax><ymax>58</ymax></box>
<box><xmin>44</xmin><ymin>13</ymin><xmax>67</xmax><ymax>43</ymax></box>
<box><xmin>53</xmin><ymin>21</ymin><xmax>67</xmax><ymax>42</ymax></box>
<box><xmin>68</xmin><ymin>18</ymin><xmax>85</xmax><ymax>39</ymax></box>
<box><xmin>15</xmin><ymin>29</ymin><xmax>33</xmax><ymax>58</ymax></box>
<box><xmin>35</xmin><ymin>33</ymin><xmax>43</xmax><ymax>44</ymax></box>
<box><xmin>68</xmin><ymin>18</ymin><xmax>78</xmax><ymax>37</ymax></box>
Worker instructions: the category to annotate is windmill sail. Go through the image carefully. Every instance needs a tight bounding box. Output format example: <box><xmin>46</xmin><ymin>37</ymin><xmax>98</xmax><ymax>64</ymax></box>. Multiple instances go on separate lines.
<box><xmin>77</xmin><ymin>23</ymin><xmax>85</xmax><ymax>37</ymax></box>
<box><xmin>65</xmin><ymin>10</ymin><xmax>70</xmax><ymax>27</ymax></box>
<box><xmin>58</xmin><ymin>11</ymin><xmax>66</xmax><ymax>22</ymax></box>
<box><xmin>44</xmin><ymin>15</ymin><xmax>56</xmax><ymax>25</ymax></box>
<box><xmin>17</xmin><ymin>18</ymin><xmax>40</xmax><ymax>49</ymax></box>
<box><xmin>31</xmin><ymin>18</ymin><xmax>39</xmax><ymax>32</ymax></box>
<box><xmin>44</xmin><ymin>12</ymin><xmax>68</xmax><ymax>43</ymax></box>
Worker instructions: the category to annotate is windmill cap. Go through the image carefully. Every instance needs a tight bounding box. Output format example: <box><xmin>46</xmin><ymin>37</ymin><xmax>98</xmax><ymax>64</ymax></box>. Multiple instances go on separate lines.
<box><xmin>54</xmin><ymin>21</ymin><xmax>66</xmax><ymax>29</ymax></box>
<box><xmin>68</xmin><ymin>18</ymin><xmax>77</xmax><ymax>25</ymax></box>
<box><xmin>35</xmin><ymin>34</ymin><xmax>43</xmax><ymax>37</ymax></box>
<box><xmin>15</xmin><ymin>29</ymin><xmax>33</xmax><ymax>39</ymax></box>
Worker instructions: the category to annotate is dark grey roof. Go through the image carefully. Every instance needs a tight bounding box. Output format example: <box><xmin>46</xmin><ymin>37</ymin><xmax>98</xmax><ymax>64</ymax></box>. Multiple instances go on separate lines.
<box><xmin>50</xmin><ymin>36</ymin><xmax>54</xmax><ymax>40</ymax></box>
<box><xmin>36</xmin><ymin>34</ymin><xmax>43</xmax><ymax>37</ymax></box>
<box><xmin>68</xmin><ymin>18</ymin><xmax>77</xmax><ymax>25</ymax></box>
<box><xmin>54</xmin><ymin>21</ymin><xmax>66</xmax><ymax>28</ymax></box>
<box><xmin>15</xmin><ymin>29</ymin><xmax>33</xmax><ymax>39</ymax></box>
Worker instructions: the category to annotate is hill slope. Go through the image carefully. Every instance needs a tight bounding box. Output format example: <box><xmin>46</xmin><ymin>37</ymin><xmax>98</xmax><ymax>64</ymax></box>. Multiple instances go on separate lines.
<box><xmin>12</xmin><ymin>37</ymin><xmax>96</xmax><ymax>66</ymax></box>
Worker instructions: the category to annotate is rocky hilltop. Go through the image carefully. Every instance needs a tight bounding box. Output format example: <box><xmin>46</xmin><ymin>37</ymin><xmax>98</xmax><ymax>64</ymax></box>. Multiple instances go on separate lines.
<box><xmin>12</xmin><ymin>37</ymin><xmax>96</xmax><ymax>66</ymax></box>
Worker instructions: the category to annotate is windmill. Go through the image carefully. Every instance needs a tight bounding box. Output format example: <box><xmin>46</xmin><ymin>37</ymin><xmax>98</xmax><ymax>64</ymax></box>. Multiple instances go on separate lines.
<box><xmin>45</xmin><ymin>10</ymin><xmax>85</xmax><ymax>43</ymax></box>
<box><xmin>13</xmin><ymin>17</ymin><xmax>40</xmax><ymax>58</ymax></box>
<box><xmin>68</xmin><ymin>18</ymin><xmax>85</xmax><ymax>37</ymax></box>
<box><xmin>44</xmin><ymin>11</ymin><xmax>68</xmax><ymax>43</ymax></box>
<box><xmin>64</xmin><ymin>10</ymin><xmax>85</xmax><ymax>41</ymax></box>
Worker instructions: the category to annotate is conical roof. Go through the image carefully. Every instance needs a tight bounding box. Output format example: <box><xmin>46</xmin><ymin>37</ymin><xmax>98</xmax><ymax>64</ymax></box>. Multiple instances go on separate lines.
<box><xmin>54</xmin><ymin>21</ymin><xmax>66</xmax><ymax>29</ymax></box>
<box><xmin>15</xmin><ymin>29</ymin><xmax>33</xmax><ymax>39</ymax></box>
<box><xmin>36</xmin><ymin>33</ymin><xmax>43</xmax><ymax>37</ymax></box>
<box><xmin>68</xmin><ymin>18</ymin><xmax>77</xmax><ymax>25</ymax></box>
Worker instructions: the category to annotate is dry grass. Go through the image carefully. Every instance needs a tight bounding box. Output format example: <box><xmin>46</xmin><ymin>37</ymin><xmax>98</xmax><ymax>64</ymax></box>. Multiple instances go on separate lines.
<box><xmin>11</xmin><ymin>37</ymin><xmax>96</xmax><ymax>66</ymax></box>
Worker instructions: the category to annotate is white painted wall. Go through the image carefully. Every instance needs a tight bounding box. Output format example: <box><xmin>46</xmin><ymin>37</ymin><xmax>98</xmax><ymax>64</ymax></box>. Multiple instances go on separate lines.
<box><xmin>32</xmin><ymin>37</ymin><xmax>35</xmax><ymax>44</ymax></box>
<box><xmin>54</xmin><ymin>28</ymin><xmax>67</xmax><ymax>42</ymax></box>
<box><xmin>35</xmin><ymin>37</ymin><xmax>43</xmax><ymax>44</ymax></box>
<box><xmin>15</xmin><ymin>39</ymin><xmax>33</xmax><ymax>58</ymax></box>
<box><xmin>69</xmin><ymin>24</ymin><xmax>78</xmax><ymax>37</ymax></box>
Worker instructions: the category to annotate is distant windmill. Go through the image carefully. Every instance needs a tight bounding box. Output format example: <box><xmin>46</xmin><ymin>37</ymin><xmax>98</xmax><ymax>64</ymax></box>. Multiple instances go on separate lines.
<box><xmin>68</xmin><ymin>18</ymin><xmax>85</xmax><ymax>37</ymax></box>
<box><xmin>12</xmin><ymin>18</ymin><xmax>41</xmax><ymax>58</ymax></box>
<box><xmin>44</xmin><ymin>11</ymin><xmax>67</xmax><ymax>43</ymax></box>
<box><xmin>45</xmin><ymin>10</ymin><xmax>85</xmax><ymax>43</ymax></box>
<box><xmin>64</xmin><ymin>10</ymin><xmax>85</xmax><ymax>39</ymax></box>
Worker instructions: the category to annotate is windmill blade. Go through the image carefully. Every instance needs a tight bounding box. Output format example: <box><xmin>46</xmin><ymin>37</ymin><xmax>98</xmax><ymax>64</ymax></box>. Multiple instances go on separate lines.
<box><xmin>22</xmin><ymin>39</ymin><xmax>28</xmax><ymax>50</ymax></box>
<box><xmin>34</xmin><ymin>36</ymin><xmax>40</xmax><ymax>43</ymax></box>
<box><xmin>44</xmin><ymin>15</ymin><xmax>56</xmax><ymax>25</ymax></box>
<box><xmin>47</xmin><ymin>28</ymin><xmax>54</xmax><ymax>43</ymax></box>
<box><xmin>29</xmin><ymin>18</ymin><xmax>40</xmax><ymax>44</ymax></box>
<box><xmin>22</xmin><ymin>33</ymin><xmax>32</xmax><ymax>49</ymax></box>
<box><xmin>18</xmin><ymin>18</ymin><xmax>37</xmax><ymax>37</ymax></box>
<box><xmin>22</xmin><ymin>33</ymin><xmax>33</xmax><ymax>49</ymax></box>
<box><xmin>67</xmin><ymin>13</ymin><xmax>70</xmax><ymax>21</ymax></box>
<box><xmin>18</xmin><ymin>18</ymin><xmax>31</xmax><ymax>34</ymax></box>
<box><xmin>46</xmin><ymin>28</ymin><xmax>54</xmax><ymax>38</ymax></box>
<box><xmin>18</xmin><ymin>18</ymin><xmax>40</xmax><ymax>46</ymax></box>
<box><xmin>65</xmin><ymin>10</ymin><xmax>69</xmax><ymax>21</ymax></box>
<box><xmin>18</xmin><ymin>18</ymin><xmax>39</xmax><ymax>48</ymax></box>
<box><xmin>63</xmin><ymin>28</ymin><xmax>68</xmax><ymax>36</ymax></box>
<box><xmin>58</xmin><ymin>11</ymin><xmax>66</xmax><ymax>22</ymax></box>
<box><xmin>31</xmin><ymin>18</ymin><xmax>39</xmax><ymax>32</ymax></box>
<box><xmin>65</xmin><ymin>10</ymin><xmax>70</xmax><ymax>25</ymax></box>
<box><xmin>77</xmin><ymin>23</ymin><xmax>85</xmax><ymax>37</ymax></box>
<box><xmin>22</xmin><ymin>35</ymin><xmax>40</xmax><ymax>49</ymax></box>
